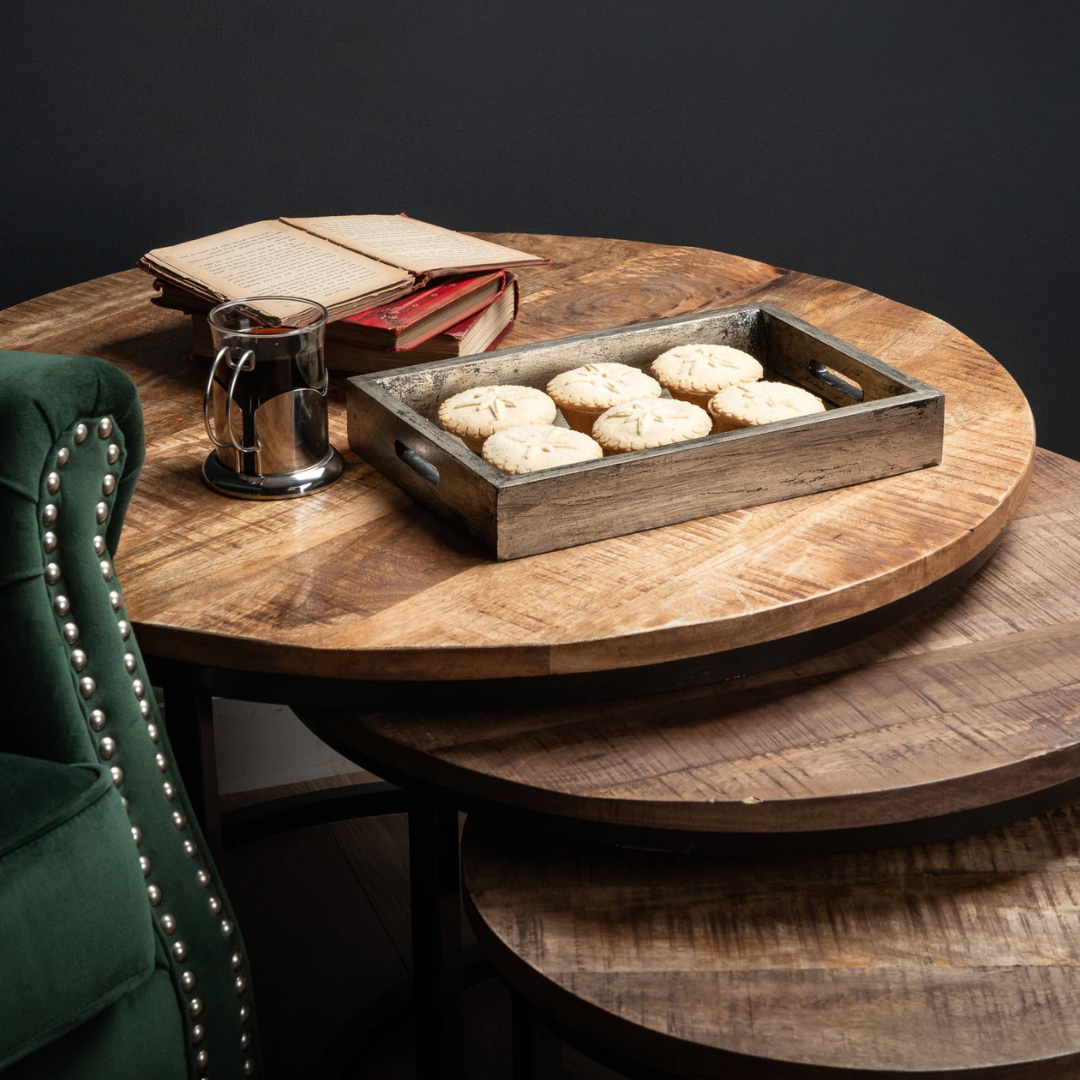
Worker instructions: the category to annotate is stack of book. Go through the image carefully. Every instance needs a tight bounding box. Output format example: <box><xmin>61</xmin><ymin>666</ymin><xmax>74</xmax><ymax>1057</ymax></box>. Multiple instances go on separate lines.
<box><xmin>141</xmin><ymin>215</ymin><xmax>547</xmax><ymax>373</ymax></box>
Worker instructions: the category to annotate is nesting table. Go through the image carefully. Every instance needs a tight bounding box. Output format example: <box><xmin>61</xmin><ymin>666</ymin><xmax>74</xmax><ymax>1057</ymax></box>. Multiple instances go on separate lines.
<box><xmin>0</xmin><ymin>233</ymin><xmax>1060</xmax><ymax>1078</ymax></box>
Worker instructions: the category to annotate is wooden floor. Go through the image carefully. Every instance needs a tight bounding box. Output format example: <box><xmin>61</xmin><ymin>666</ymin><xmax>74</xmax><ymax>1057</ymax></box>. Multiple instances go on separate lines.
<box><xmin>216</xmin><ymin>774</ymin><xmax>624</xmax><ymax>1080</ymax></box>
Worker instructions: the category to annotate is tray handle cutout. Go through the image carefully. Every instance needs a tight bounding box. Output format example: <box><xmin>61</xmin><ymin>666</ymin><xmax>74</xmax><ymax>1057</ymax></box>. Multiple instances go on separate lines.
<box><xmin>396</xmin><ymin>441</ymin><xmax>440</xmax><ymax>486</ymax></box>
<box><xmin>809</xmin><ymin>361</ymin><xmax>864</xmax><ymax>402</ymax></box>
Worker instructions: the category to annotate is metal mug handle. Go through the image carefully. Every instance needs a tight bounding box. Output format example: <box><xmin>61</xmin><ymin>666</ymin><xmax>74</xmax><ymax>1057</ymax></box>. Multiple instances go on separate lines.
<box><xmin>204</xmin><ymin>347</ymin><xmax>261</xmax><ymax>473</ymax></box>
<box><xmin>203</xmin><ymin>347</ymin><xmax>232</xmax><ymax>450</ymax></box>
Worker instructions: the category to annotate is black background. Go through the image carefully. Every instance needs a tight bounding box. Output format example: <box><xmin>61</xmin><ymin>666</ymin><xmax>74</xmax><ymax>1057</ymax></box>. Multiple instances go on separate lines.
<box><xmin>2</xmin><ymin>1</ymin><xmax>1077</xmax><ymax>457</ymax></box>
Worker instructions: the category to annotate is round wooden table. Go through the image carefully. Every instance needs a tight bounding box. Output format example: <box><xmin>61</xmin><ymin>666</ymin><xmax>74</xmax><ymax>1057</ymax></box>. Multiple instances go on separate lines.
<box><xmin>307</xmin><ymin>447</ymin><xmax>1080</xmax><ymax>849</ymax></box>
<box><xmin>0</xmin><ymin>235</ymin><xmax>1032</xmax><ymax>691</ymax></box>
<box><xmin>463</xmin><ymin>789</ymin><xmax>1080</xmax><ymax>1079</ymax></box>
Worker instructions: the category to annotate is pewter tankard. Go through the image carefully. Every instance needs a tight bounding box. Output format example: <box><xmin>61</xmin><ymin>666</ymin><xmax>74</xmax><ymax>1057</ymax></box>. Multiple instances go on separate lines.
<box><xmin>202</xmin><ymin>296</ymin><xmax>344</xmax><ymax>498</ymax></box>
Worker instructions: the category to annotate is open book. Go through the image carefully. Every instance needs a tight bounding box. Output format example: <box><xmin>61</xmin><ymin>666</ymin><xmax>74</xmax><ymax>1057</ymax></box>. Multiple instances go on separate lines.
<box><xmin>140</xmin><ymin>215</ymin><xmax>546</xmax><ymax>321</ymax></box>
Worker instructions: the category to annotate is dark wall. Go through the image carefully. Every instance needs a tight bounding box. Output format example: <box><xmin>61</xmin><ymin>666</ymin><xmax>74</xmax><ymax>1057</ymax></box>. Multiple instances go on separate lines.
<box><xmin>3</xmin><ymin>1</ymin><xmax>1077</xmax><ymax>457</ymax></box>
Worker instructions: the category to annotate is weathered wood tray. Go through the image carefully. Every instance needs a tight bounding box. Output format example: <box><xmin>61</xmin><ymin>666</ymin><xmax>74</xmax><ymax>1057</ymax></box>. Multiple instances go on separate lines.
<box><xmin>346</xmin><ymin>303</ymin><xmax>944</xmax><ymax>560</ymax></box>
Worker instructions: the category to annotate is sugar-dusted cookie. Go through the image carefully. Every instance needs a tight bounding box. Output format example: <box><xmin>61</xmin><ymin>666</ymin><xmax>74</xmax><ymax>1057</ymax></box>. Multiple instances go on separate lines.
<box><xmin>437</xmin><ymin>384</ymin><xmax>557</xmax><ymax>453</ymax></box>
<box><xmin>707</xmin><ymin>381</ymin><xmax>826</xmax><ymax>433</ymax></box>
<box><xmin>482</xmin><ymin>425</ymin><xmax>603</xmax><ymax>475</ymax></box>
<box><xmin>650</xmin><ymin>343</ymin><xmax>763</xmax><ymax>408</ymax></box>
<box><xmin>591</xmin><ymin>397</ymin><xmax>712</xmax><ymax>455</ymax></box>
<box><xmin>546</xmin><ymin>362</ymin><xmax>662</xmax><ymax>433</ymax></box>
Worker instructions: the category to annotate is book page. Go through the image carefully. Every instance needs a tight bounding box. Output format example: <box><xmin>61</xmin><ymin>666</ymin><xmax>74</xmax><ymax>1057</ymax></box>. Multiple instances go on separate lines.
<box><xmin>144</xmin><ymin>220</ymin><xmax>411</xmax><ymax>310</ymax></box>
<box><xmin>281</xmin><ymin>215</ymin><xmax>547</xmax><ymax>275</ymax></box>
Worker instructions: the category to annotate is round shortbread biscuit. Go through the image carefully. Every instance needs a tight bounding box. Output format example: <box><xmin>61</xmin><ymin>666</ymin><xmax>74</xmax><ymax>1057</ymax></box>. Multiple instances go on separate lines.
<box><xmin>707</xmin><ymin>381</ymin><xmax>826</xmax><ymax>433</ymax></box>
<box><xmin>546</xmin><ymin>363</ymin><xmax>662</xmax><ymax>433</ymax></box>
<box><xmin>591</xmin><ymin>397</ymin><xmax>712</xmax><ymax>455</ymax></box>
<box><xmin>437</xmin><ymin>384</ymin><xmax>557</xmax><ymax>453</ymax></box>
<box><xmin>481</xmin><ymin>425</ymin><xmax>603</xmax><ymax>474</ymax></box>
<box><xmin>650</xmin><ymin>344</ymin><xmax>763</xmax><ymax>408</ymax></box>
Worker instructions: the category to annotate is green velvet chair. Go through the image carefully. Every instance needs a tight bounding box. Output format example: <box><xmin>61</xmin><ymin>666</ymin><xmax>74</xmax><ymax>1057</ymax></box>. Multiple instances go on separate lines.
<box><xmin>0</xmin><ymin>351</ymin><xmax>260</xmax><ymax>1079</ymax></box>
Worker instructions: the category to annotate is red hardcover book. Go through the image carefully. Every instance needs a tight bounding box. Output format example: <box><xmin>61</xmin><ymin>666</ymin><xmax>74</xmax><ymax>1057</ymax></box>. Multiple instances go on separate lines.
<box><xmin>323</xmin><ymin>274</ymin><xmax>519</xmax><ymax>373</ymax></box>
<box><xmin>330</xmin><ymin>270</ymin><xmax>505</xmax><ymax>350</ymax></box>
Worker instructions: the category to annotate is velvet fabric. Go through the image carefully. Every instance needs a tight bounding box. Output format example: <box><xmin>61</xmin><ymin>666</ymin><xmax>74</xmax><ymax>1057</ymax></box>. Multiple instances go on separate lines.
<box><xmin>0</xmin><ymin>755</ymin><xmax>155</xmax><ymax>1070</ymax></box>
<box><xmin>0</xmin><ymin>352</ymin><xmax>259</xmax><ymax>1078</ymax></box>
<box><xmin>4</xmin><ymin>966</ymin><xmax>188</xmax><ymax>1080</ymax></box>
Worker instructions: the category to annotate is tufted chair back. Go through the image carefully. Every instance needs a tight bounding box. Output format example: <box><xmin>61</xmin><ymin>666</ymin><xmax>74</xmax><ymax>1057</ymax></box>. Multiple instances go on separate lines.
<box><xmin>0</xmin><ymin>351</ymin><xmax>260</xmax><ymax>1079</ymax></box>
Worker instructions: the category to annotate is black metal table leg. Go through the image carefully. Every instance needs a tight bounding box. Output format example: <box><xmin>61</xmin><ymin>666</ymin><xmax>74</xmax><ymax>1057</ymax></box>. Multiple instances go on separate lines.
<box><xmin>512</xmin><ymin>990</ymin><xmax>563</xmax><ymax>1080</ymax></box>
<box><xmin>409</xmin><ymin>798</ymin><xmax>465</xmax><ymax>1079</ymax></box>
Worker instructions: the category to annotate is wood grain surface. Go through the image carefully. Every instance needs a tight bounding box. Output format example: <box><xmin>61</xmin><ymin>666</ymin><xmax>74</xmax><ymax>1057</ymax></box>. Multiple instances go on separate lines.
<box><xmin>462</xmin><ymin>804</ymin><xmax>1080</xmax><ymax>1078</ymax></box>
<box><xmin>0</xmin><ymin>235</ymin><xmax>1033</xmax><ymax>681</ymax></box>
<box><xmin>305</xmin><ymin>449</ymin><xmax>1080</xmax><ymax>840</ymax></box>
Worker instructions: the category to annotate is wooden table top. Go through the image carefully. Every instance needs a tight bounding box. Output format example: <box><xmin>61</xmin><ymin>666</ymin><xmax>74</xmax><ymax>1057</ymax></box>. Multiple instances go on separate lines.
<box><xmin>0</xmin><ymin>235</ymin><xmax>1033</xmax><ymax>682</ymax></box>
<box><xmin>463</xmin><ymin>802</ymin><xmax>1080</xmax><ymax>1078</ymax></box>
<box><xmin>306</xmin><ymin>448</ymin><xmax>1080</xmax><ymax>844</ymax></box>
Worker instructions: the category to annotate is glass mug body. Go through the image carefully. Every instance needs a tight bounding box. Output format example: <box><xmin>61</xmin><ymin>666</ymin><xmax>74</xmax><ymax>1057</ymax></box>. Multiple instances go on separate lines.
<box><xmin>202</xmin><ymin>296</ymin><xmax>343</xmax><ymax>497</ymax></box>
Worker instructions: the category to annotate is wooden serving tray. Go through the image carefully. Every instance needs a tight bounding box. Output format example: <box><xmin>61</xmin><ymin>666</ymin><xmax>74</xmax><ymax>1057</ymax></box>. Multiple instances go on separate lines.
<box><xmin>346</xmin><ymin>303</ymin><xmax>944</xmax><ymax>560</ymax></box>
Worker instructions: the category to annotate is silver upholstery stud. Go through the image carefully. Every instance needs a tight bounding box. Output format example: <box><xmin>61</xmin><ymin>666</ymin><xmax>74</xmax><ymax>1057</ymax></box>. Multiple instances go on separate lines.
<box><xmin>110</xmin><ymin>766</ymin><xmax>123</xmax><ymax>787</ymax></box>
<box><xmin>98</xmin><ymin>417</ymin><xmax>113</xmax><ymax>439</ymax></box>
<box><xmin>160</xmin><ymin>914</ymin><xmax>177</xmax><ymax>935</ymax></box>
<box><xmin>243</xmin><ymin>1057</ymin><xmax>255</xmax><ymax>1075</ymax></box>
<box><xmin>155</xmin><ymin>752</ymin><xmax>169</xmax><ymax>773</ymax></box>
<box><xmin>93</xmin><ymin>535</ymin><xmax>106</xmax><ymax>556</ymax></box>
<box><xmin>191</xmin><ymin>1024</ymin><xmax>205</xmax><ymax>1045</ymax></box>
<box><xmin>79</xmin><ymin>677</ymin><xmax>96</xmax><ymax>699</ymax></box>
<box><xmin>46</xmin><ymin>472</ymin><xmax>60</xmax><ymax>494</ymax></box>
<box><xmin>182</xmin><ymin>839</ymin><xmax>198</xmax><ymax>858</ymax></box>
<box><xmin>172</xmin><ymin>941</ymin><xmax>187</xmax><ymax>962</ymax></box>
<box><xmin>121</xmin><ymin>796</ymin><xmax>129</xmax><ymax>812</ymax></box>
<box><xmin>53</xmin><ymin>594</ymin><xmax>70</xmax><ymax>616</ymax></box>
<box><xmin>139</xmin><ymin>698</ymin><xmax>152</xmax><ymax>719</ymax></box>
<box><xmin>45</xmin><ymin>563</ymin><xmax>61</xmax><ymax>585</ymax></box>
<box><xmin>118</xmin><ymin>619</ymin><xmax>131</xmax><ymax>640</ymax></box>
<box><xmin>42</xmin><ymin>531</ymin><xmax>57</xmax><ymax>553</ymax></box>
<box><xmin>109</xmin><ymin>589</ymin><xmax>121</xmax><ymax>611</ymax></box>
<box><xmin>172</xmin><ymin>810</ymin><xmax>186</xmax><ymax>830</ymax></box>
<box><xmin>188</xmin><ymin>997</ymin><xmax>203</xmax><ymax>1019</ymax></box>
<box><xmin>231</xmin><ymin>951</ymin><xmax>242</xmax><ymax>970</ymax></box>
<box><xmin>74</xmin><ymin>423</ymin><xmax>88</xmax><ymax>444</ymax></box>
<box><xmin>208</xmin><ymin>896</ymin><xmax>222</xmax><ymax>915</ymax></box>
<box><xmin>131</xmin><ymin>825</ymin><xmax>142</xmax><ymax>846</ymax></box>
<box><xmin>241</xmin><ymin>1032</ymin><xmax>252</xmax><ymax>1050</ymax></box>
<box><xmin>89</xmin><ymin>709</ymin><xmax>106</xmax><ymax>731</ymax></box>
<box><xmin>132</xmin><ymin>678</ymin><xmax>145</xmax><ymax>699</ymax></box>
<box><xmin>195</xmin><ymin>1049</ymin><xmax>209</xmax><ymax>1072</ymax></box>
<box><xmin>222</xmin><ymin>919</ymin><xmax>235</xmax><ymax>939</ymax></box>
<box><xmin>196</xmin><ymin>869</ymin><xmax>211</xmax><ymax>887</ymax></box>
<box><xmin>139</xmin><ymin>856</ymin><xmax>151</xmax><ymax>877</ymax></box>
<box><xmin>124</xmin><ymin>652</ymin><xmax>137</xmax><ymax>673</ymax></box>
<box><xmin>102</xmin><ymin>474</ymin><xmax>116</xmax><ymax>495</ymax></box>
<box><xmin>42</xmin><ymin>504</ymin><xmax>57</xmax><ymax>526</ymax></box>
<box><xmin>147</xmin><ymin>885</ymin><xmax>162</xmax><ymax>906</ymax></box>
<box><xmin>233</xmin><ymin>974</ymin><xmax>246</xmax><ymax>994</ymax></box>
<box><xmin>239</xmin><ymin>1004</ymin><xmax>250</xmax><ymax>1023</ymax></box>
<box><xmin>98</xmin><ymin>737</ymin><xmax>116</xmax><ymax>760</ymax></box>
<box><xmin>100</xmin><ymin>559</ymin><xmax>113</xmax><ymax>580</ymax></box>
<box><xmin>70</xmin><ymin>649</ymin><xmax>87</xmax><ymax>671</ymax></box>
<box><xmin>107</xmin><ymin>443</ymin><xmax>120</xmax><ymax>464</ymax></box>
<box><xmin>95</xmin><ymin>502</ymin><xmax>109</xmax><ymax>524</ymax></box>
<box><xmin>62</xmin><ymin>622</ymin><xmax>79</xmax><ymax>644</ymax></box>
<box><xmin>56</xmin><ymin>446</ymin><xmax>70</xmax><ymax>466</ymax></box>
<box><xmin>163</xmin><ymin>781</ymin><xmax>177</xmax><ymax>801</ymax></box>
<box><xmin>180</xmin><ymin>970</ymin><xmax>196</xmax><ymax>992</ymax></box>
<box><xmin>148</xmin><ymin>722</ymin><xmax>160</xmax><ymax>744</ymax></box>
